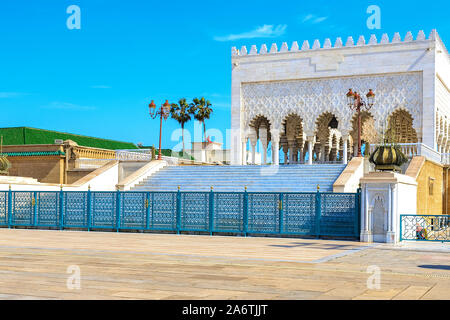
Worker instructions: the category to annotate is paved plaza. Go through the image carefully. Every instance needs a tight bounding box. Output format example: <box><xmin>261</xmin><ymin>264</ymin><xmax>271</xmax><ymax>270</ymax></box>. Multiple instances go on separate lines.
<box><xmin>0</xmin><ymin>229</ymin><xmax>449</xmax><ymax>300</ymax></box>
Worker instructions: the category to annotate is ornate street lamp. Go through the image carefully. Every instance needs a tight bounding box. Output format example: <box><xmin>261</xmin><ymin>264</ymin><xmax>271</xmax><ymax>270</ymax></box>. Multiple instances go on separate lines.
<box><xmin>149</xmin><ymin>100</ymin><xmax>171</xmax><ymax>160</ymax></box>
<box><xmin>346</xmin><ymin>89</ymin><xmax>375</xmax><ymax>157</ymax></box>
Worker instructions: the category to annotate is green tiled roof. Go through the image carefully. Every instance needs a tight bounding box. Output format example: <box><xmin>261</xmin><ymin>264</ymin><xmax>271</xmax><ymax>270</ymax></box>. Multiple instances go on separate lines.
<box><xmin>0</xmin><ymin>127</ymin><xmax>138</xmax><ymax>150</ymax></box>
<box><xmin>1</xmin><ymin>151</ymin><xmax>65</xmax><ymax>157</ymax></box>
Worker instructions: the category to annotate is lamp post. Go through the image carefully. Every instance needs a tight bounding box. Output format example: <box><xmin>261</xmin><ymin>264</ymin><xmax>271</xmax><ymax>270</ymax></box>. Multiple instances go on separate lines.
<box><xmin>346</xmin><ymin>89</ymin><xmax>375</xmax><ymax>157</ymax></box>
<box><xmin>149</xmin><ymin>100</ymin><xmax>171</xmax><ymax>160</ymax></box>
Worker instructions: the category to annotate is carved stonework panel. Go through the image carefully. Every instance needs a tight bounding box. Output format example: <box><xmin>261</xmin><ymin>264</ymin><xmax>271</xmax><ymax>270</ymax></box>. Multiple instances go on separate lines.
<box><xmin>350</xmin><ymin>111</ymin><xmax>379</xmax><ymax>144</ymax></box>
<box><xmin>242</xmin><ymin>73</ymin><xmax>422</xmax><ymax>137</ymax></box>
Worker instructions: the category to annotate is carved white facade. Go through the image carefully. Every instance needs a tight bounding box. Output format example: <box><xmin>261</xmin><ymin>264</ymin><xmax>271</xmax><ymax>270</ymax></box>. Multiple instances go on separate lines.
<box><xmin>242</xmin><ymin>73</ymin><xmax>422</xmax><ymax>136</ymax></box>
<box><xmin>230</xmin><ymin>30</ymin><xmax>450</xmax><ymax>165</ymax></box>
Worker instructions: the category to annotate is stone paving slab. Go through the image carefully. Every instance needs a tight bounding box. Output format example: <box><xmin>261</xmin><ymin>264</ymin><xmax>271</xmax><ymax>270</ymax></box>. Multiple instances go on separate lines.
<box><xmin>0</xmin><ymin>229</ymin><xmax>448</xmax><ymax>300</ymax></box>
<box><xmin>0</xmin><ymin>229</ymin><xmax>369</xmax><ymax>263</ymax></box>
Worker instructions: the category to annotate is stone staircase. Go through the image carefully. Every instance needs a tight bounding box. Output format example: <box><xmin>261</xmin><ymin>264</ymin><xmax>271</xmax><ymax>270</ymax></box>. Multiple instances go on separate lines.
<box><xmin>131</xmin><ymin>164</ymin><xmax>346</xmax><ymax>192</ymax></box>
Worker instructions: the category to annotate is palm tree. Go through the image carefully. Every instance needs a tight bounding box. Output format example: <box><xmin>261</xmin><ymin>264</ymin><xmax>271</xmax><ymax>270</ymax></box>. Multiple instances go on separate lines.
<box><xmin>170</xmin><ymin>98</ymin><xmax>192</xmax><ymax>153</ymax></box>
<box><xmin>191</xmin><ymin>97</ymin><xmax>213</xmax><ymax>142</ymax></box>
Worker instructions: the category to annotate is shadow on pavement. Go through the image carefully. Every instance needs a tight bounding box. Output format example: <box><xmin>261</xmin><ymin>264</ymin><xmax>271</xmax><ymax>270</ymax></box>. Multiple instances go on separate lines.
<box><xmin>418</xmin><ymin>265</ymin><xmax>450</xmax><ymax>271</ymax></box>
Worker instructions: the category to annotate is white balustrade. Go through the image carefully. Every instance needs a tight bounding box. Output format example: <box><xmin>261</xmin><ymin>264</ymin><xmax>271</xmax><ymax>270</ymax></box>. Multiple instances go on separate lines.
<box><xmin>115</xmin><ymin>151</ymin><xmax>152</xmax><ymax>161</ymax></box>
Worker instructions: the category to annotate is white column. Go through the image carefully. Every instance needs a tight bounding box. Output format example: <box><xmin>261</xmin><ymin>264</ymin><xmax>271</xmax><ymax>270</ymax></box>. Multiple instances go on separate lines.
<box><xmin>251</xmin><ymin>143</ymin><xmax>256</xmax><ymax>165</ymax></box>
<box><xmin>293</xmin><ymin>147</ymin><xmax>298</xmax><ymax>164</ymax></box>
<box><xmin>307</xmin><ymin>136</ymin><xmax>314</xmax><ymax>165</ymax></box>
<box><xmin>274</xmin><ymin>145</ymin><xmax>280</xmax><ymax>165</ymax></box>
<box><xmin>249</xmin><ymin>127</ymin><xmax>257</xmax><ymax>165</ymax></box>
<box><xmin>387</xmin><ymin>184</ymin><xmax>392</xmax><ymax>233</ymax></box>
<box><xmin>259</xmin><ymin>125</ymin><xmax>268</xmax><ymax>165</ymax></box>
<box><xmin>360</xmin><ymin>184</ymin><xmax>373</xmax><ymax>243</ymax></box>
<box><xmin>342</xmin><ymin>135</ymin><xmax>348</xmax><ymax>164</ymax></box>
<box><xmin>320</xmin><ymin>146</ymin><xmax>325</xmax><ymax>163</ymax></box>
<box><xmin>271</xmin><ymin>129</ymin><xmax>280</xmax><ymax>165</ymax></box>
<box><xmin>241</xmin><ymin>139</ymin><xmax>247</xmax><ymax>165</ymax></box>
<box><xmin>361</xmin><ymin>185</ymin><xmax>366</xmax><ymax>232</ymax></box>
<box><xmin>263</xmin><ymin>146</ymin><xmax>267</xmax><ymax>165</ymax></box>
<box><xmin>386</xmin><ymin>183</ymin><xmax>398</xmax><ymax>243</ymax></box>
<box><xmin>288</xmin><ymin>140</ymin><xmax>295</xmax><ymax>164</ymax></box>
<box><xmin>365</xmin><ymin>187</ymin><xmax>370</xmax><ymax>232</ymax></box>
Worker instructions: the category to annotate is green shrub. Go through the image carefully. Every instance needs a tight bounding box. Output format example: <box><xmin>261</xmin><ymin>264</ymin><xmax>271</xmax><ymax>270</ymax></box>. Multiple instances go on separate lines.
<box><xmin>0</xmin><ymin>127</ymin><xmax>138</xmax><ymax>150</ymax></box>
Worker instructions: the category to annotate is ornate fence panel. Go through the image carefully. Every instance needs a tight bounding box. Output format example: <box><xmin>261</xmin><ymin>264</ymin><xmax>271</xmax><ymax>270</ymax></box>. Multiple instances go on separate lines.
<box><xmin>247</xmin><ymin>193</ymin><xmax>280</xmax><ymax>234</ymax></box>
<box><xmin>282</xmin><ymin>193</ymin><xmax>316</xmax><ymax>235</ymax></box>
<box><xmin>149</xmin><ymin>192</ymin><xmax>177</xmax><ymax>231</ymax></box>
<box><xmin>213</xmin><ymin>192</ymin><xmax>244</xmax><ymax>233</ymax></box>
<box><xmin>180</xmin><ymin>192</ymin><xmax>210</xmax><ymax>232</ymax></box>
<box><xmin>0</xmin><ymin>191</ymin><xmax>8</xmax><ymax>226</ymax></box>
<box><xmin>2</xmin><ymin>190</ymin><xmax>360</xmax><ymax>239</ymax></box>
<box><xmin>90</xmin><ymin>192</ymin><xmax>117</xmax><ymax>229</ymax></box>
<box><xmin>63</xmin><ymin>192</ymin><xmax>89</xmax><ymax>228</ymax></box>
<box><xmin>36</xmin><ymin>192</ymin><xmax>60</xmax><ymax>227</ymax></box>
<box><xmin>11</xmin><ymin>192</ymin><xmax>34</xmax><ymax>226</ymax></box>
<box><xmin>401</xmin><ymin>215</ymin><xmax>450</xmax><ymax>242</ymax></box>
<box><xmin>120</xmin><ymin>192</ymin><xmax>147</xmax><ymax>230</ymax></box>
<box><xmin>319</xmin><ymin>193</ymin><xmax>360</xmax><ymax>237</ymax></box>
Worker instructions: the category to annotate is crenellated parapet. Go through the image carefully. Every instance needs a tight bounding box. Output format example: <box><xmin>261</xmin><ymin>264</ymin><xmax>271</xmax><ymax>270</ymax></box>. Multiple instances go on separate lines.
<box><xmin>232</xmin><ymin>30</ymin><xmax>438</xmax><ymax>57</ymax></box>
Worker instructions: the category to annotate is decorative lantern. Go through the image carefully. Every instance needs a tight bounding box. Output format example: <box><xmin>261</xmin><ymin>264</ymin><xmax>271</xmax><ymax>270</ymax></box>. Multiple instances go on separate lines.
<box><xmin>346</xmin><ymin>89</ymin><xmax>355</xmax><ymax>107</ymax></box>
<box><xmin>149</xmin><ymin>100</ymin><xmax>157</xmax><ymax>116</ymax></box>
<box><xmin>162</xmin><ymin>100</ymin><xmax>171</xmax><ymax>120</ymax></box>
<box><xmin>366</xmin><ymin>89</ymin><xmax>375</xmax><ymax>107</ymax></box>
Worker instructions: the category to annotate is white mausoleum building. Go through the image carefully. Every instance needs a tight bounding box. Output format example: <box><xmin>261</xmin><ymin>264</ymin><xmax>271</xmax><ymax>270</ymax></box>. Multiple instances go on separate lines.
<box><xmin>230</xmin><ymin>30</ymin><xmax>450</xmax><ymax>166</ymax></box>
<box><xmin>185</xmin><ymin>141</ymin><xmax>262</xmax><ymax>165</ymax></box>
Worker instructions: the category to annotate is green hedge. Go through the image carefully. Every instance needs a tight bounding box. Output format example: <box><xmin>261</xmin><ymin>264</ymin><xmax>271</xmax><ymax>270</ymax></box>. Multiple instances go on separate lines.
<box><xmin>0</xmin><ymin>127</ymin><xmax>138</xmax><ymax>150</ymax></box>
<box><xmin>0</xmin><ymin>127</ymin><xmax>24</xmax><ymax>145</ymax></box>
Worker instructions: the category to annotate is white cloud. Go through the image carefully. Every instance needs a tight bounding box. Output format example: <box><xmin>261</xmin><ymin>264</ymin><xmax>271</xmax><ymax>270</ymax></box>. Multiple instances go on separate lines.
<box><xmin>43</xmin><ymin>102</ymin><xmax>97</xmax><ymax>111</ymax></box>
<box><xmin>302</xmin><ymin>14</ymin><xmax>315</xmax><ymax>23</ymax></box>
<box><xmin>300</xmin><ymin>14</ymin><xmax>328</xmax><ymax>24</ymax></box>
<box><xmin>313</xmin><ymin>16</ymin><xmax>328</xmax><ymax>23</ymax></box>
<box><xmin>213</xmin><ymin>24</ymin><xmax>287</xmax><ymax>42</ymax></box>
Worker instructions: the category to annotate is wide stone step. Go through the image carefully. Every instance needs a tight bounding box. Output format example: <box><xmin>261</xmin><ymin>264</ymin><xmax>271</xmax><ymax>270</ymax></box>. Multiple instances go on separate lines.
<box><xmin>130</xmin><ymin>164</ymin><xmax>345</xmax><ymax>193</ymax></box>
<box><xmin>160</xmin><ymin>166</ymin><xmax>344</xmax><ymax>170</ymax></box>
<box><xmin>145</xmin><ymin>173</ymin><xmax>343</xmax><ymax>178</ymax></box>
<box><xmin>134</xmin><ymin>189</ymin><xmax>334</xmax><ymax>193</ymax></box>
<box><xmin>155</xmin><ymin>173</ymin><xmax>342</xmax><ymax>177</ymax></box>
<box><xmin>137</xmin><ymin>180</ymin><xmax>333</xmax><ymax>187</ymax></box>
<box><xmin>151</xmin><ymin>168</ymin><xmax>344</xmax><ymax>172</ymax></box>
<box><xmin>166</xmin><ymin>165</ymin><xmax>345</xmax><ymax>168</ymax></box>
<box><xmin>140</xmin><ymin>176</ymin><xmax>337</xmax><ymax>181</ymax></box>
<box><xmin>138</xmin><ymin>184</ymin><xmax>334</xmax><ymax>190</ymax></box>
<box><xmin>133</xmin><ymin>187</ymin><xmax>333</xmax><ymax>192</ymax></box>
<box><xmin>165</xmin><ymin>166</ymin><xmax>345</xmax><ymax>171</ymax></box>
<box><xmin>142</xmin><ymin>176</ymin><xmax>339</xmax><ymax>182</ymax></box>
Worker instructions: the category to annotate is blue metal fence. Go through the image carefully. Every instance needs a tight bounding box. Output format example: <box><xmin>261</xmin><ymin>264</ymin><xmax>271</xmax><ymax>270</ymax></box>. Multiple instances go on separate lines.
<box><xmin>0</xmin><ymin>189</ymin><xmax>361</xmax><ymax>238</ymax></box>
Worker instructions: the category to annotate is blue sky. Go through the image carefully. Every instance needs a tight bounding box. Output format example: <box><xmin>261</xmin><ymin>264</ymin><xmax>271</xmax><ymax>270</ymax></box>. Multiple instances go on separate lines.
<box><xmin>1</xmin><ymin>0</ymin><xmax>449</xmax><ymax>151</ymax></box>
